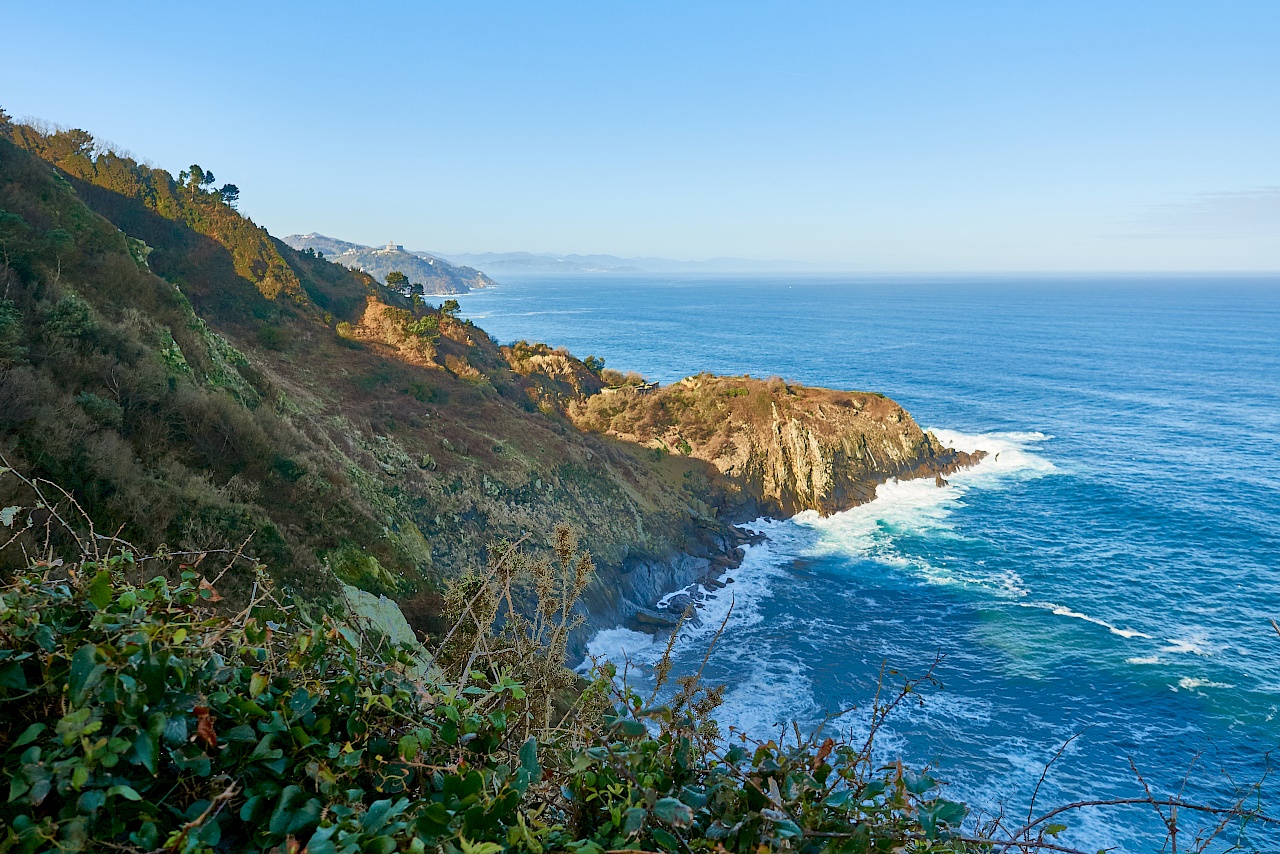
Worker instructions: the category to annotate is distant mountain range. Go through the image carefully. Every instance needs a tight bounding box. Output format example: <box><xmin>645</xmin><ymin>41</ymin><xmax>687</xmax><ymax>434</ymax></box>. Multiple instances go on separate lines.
<box><xmin>440</xmin><ymin>251</ymin><xmax>822</xmax><ymax>275</ymax></box>
<box><xmin>285</xmin><ymin>233</ymin><xmax>819</xmax><ymax>278</ymax></box>
<box><xmin>283</xmin><ymin>234</ymin><xmax>496</xmax><ymax>295</ymax></box>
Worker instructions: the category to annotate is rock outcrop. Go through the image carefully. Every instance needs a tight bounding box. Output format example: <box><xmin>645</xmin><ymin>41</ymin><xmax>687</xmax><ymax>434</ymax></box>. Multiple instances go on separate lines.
<box><xmin>571</xmin><ymin>373</ymin><xmax>983</xmax><ymax>519</ymax></box>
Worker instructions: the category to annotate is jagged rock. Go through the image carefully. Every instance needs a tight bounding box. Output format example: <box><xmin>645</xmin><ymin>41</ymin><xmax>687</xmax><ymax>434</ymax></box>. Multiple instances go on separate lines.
<box><xmin>630</xmin><ymin>607</ymin><xmax>682</xmax><ymax>630</ymax></box>
<box><xmin>665</xmin><ymin>593</ymin><xmax>694</xmax><ymax>614</ymax></box>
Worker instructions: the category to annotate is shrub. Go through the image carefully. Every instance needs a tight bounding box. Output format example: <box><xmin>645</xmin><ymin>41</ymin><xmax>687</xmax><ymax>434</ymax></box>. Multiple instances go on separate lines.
<box><xmin>0</xmin><ymin>528</ymin><xmax>991</xmax><ymax>854</ymax></box>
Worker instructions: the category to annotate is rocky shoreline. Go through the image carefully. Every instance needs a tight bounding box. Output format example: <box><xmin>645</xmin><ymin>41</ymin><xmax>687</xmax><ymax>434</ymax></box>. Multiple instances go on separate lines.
<box><xmin>569</xmin><ymin>445</ymin><xmax>986</xmax><ymax>659</ymax></box>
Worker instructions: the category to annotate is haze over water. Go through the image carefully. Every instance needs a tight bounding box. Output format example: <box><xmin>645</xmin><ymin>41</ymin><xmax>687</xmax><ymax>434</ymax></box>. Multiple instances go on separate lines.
<box><xmin>456</xmin><ymin>275</ymin><xmax>1280</xmax><ymax>850</ymax></box>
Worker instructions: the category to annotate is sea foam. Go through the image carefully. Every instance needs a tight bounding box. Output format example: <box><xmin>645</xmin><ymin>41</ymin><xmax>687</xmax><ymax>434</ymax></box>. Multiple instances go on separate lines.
<box><xmin>580</xmin><ymin>429</ymin><xmax>1058</xmax><ymax>714</ymax></box>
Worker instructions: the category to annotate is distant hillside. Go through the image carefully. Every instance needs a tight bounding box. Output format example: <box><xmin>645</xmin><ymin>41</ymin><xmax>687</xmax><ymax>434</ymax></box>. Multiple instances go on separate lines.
<box><xmin>283</xmin><ymin>233</ymin><xmax>497</xmax><ymax>295</ymax></box>
<box><xmin>285</xmin><ymin>231</ymin><xmax>364</xmax><ymax>257</ymax></box>
<box><xmin>440</xmin><ymin>251</ymin><xmax>822</xmax><ymax>275</ymax></box>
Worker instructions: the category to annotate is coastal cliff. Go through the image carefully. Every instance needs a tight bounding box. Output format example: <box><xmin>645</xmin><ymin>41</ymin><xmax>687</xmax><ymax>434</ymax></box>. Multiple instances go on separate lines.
<box><xmin>570</xmin><ymin>373</ymin><xmax>983</xmax><ymax>518</ymax></box>
<box><xmin>0</xmin><ymin>118</ymin><xmax>980</xmax><ymax>656</ymax></box>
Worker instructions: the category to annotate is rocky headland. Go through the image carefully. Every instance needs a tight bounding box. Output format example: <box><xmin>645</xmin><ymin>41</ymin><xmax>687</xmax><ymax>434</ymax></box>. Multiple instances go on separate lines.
<box><xmin>565</xmin><ymin>374</ymin><xmax>984</xmax><ymax>647</ymax></box>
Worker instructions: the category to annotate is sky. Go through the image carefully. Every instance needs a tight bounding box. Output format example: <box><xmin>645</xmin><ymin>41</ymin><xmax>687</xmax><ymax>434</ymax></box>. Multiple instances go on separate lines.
<box><xmin>3</xmin><ymin>1</ymin><xmax>1278</xmax><ymax>271</ymax></box>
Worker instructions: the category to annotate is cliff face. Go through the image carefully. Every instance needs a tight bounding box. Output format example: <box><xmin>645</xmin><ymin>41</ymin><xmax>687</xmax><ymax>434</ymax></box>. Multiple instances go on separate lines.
<box><xmin>571</xmin><ymin>374</ymin><xmax>983</xmax><ymax>519</ymax></box>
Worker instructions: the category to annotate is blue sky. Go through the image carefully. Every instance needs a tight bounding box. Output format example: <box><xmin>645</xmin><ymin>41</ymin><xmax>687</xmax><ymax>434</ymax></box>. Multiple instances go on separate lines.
<box><xmin>3</xmin><ymin>1</ymin><xmax>1278</xmax><ymax>270</ymax></box>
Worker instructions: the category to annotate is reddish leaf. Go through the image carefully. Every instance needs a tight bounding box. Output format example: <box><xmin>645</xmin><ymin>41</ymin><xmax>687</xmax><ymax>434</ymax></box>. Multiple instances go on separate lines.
<box><xmin>194</xmin><ymin>705</ymin><xmax>218</xmax><ymax>748</ymax></box>
<box><xmin>812</xmin><ymin>737</ymin><xmax>835</xmax><ymax>770</ymax></box>
<box><xmin>198</xmin><ymin>578</ymin><xmax>223</xmax><ymax>602</ymax></box>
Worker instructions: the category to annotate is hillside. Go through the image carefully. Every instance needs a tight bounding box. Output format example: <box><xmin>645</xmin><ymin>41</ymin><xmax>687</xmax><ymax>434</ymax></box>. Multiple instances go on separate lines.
<box><xmin>284</xmin><ymin>233</ymin><xmax>496</xmax><ymax>295</ymax></box>
<box><xmin>0</xmin><ymin>111</ymin><xmax>978</xmax><ymax>646</ymax></box>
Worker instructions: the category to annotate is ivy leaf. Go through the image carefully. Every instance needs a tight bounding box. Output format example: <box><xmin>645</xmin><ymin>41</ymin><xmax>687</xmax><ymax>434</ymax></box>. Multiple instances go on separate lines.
<box><xmin>13</xmin><ymin>723</ymin><xmax>45</xmax><ymax>747</ymax></box>
<box><xmin>132</xmin><ymin>729</ymin><xmax>159</xmax><ymax>775</ymax></box>
<box><xmin>0</xmin><ymin>661</ymin><xmax>27</xmax><ymax>690</ymax></box>
<box><xmin>651</xmin><ymin>827</ymin><xmax>680</xmax><ymax>850</ymax></box>
<box><xmin>609</xmin><ymin>718</ymin><xmax>647</xmax><ymax>739</ymax></box>
<box><xmin>108</xmin><ymin>784</ymin><xmax>143</xmax><ymax>801</ymax></box>
<box><xmin>932</xmin><ymin>799</ymin><xmax>966</xmax><ymax>826</ymax></box>
<box><xmin>87</xmin><ymin>569</ymin><xmax>113</xmax><ymax>610</ymax></box>
<box><xmin>774</xmin><ymin>819</ymin><xmax>803</xmax><ymax>840</ymax></box>
<box><xmin>519</xmin><ymin>737</ymin><xmax>540</xmax><ymax>779</ymax></box>
<box><xmin>653</xmin><ymin>797</ymin><xmax>693</xmax><ymax>828</ymax></box>
<box><xmin>249</xmin><ymin>672</ymin><xmax>268</xmax><ymax>698</ymax></box>
<box><xmin>69</xmin><ymin>644</ymin><xmax>99</xmax><ymax>700</ymax></box>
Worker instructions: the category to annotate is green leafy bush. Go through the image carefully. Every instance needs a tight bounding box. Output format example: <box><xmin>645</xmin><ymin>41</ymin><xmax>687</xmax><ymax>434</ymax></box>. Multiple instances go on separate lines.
<box><xmin>0</xmin><ymin>536</ymin><xmax>986</xmax><ymax>854</ymax></box>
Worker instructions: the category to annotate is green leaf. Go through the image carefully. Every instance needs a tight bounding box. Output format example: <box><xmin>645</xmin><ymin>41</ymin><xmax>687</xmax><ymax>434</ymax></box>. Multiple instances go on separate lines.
<box><xmin>519</xmin><ymin>737</ymin><xmax>540</xmax><ymax>779</ymax></box>
<box><xmin>362</xmin><ymin>798</ymin><xmax>395</xmax><ymax>833</ymax></box>
<box><xmin>77</xmin><ymin>789</ymin><xmax>106</xmax><ymax>812</ymax></box>
<box><xmin>651</xmin><ymin>827</ymin><xmax>680</xmax><ymax>850</ymax></box>
<box><xmin>932</xmin><ymin>799</ymin><xmax>966</xmax><ymax>826</ymax></box>
<box><xmin>108</xmin><ymin>784</ymin><xmax>143</xmax><ymax>801</ymax></box>
<box><xmin>13</xmin><ymin>723</ymin><xmax>45</xmax><ymax>747</ymax></box>
<box><xmin>88</xmin><ymin>570</ymin><xmax>112</xmax><ymax>610</ymax></box>
<box><xmin>69</xmin><ymin>644</ymin><xmax>99</xmax><ymax>700</ymax></box>
<box><xmin>269</xmin><ymin>785</ymin><xmax>306</xmax><ymax>836</ymax></box>
<box><xmin>623</xmin><ymin>806</ymin><xmax>646</xmax><ymax>835</ymax></box>
<box><xmin>680</xmin><ymin>785</ymin><xmax>709</xmax><ymax>809</ymax></box>
<box><xmin>905</xmin><ymin>772</ymin><xmax>936</xmax><ymax>795</ymax></box>
<box><xmin>249</xmin><ymin>672</ymin><xmax>268</xmax><ymax>698</ymax></box>
<box><xmin>131</xmin><ymin>729</ymin><xmax>158</xmax><ymax>775</ymax></box>
<box><xmin>609</xmin><ymin>718</ymin><xmax>647</xmax><ymax>739</ymax></box>
<box><xmin>0</xmin><ymin>662</ymin><xmax>27</xmax><ymax>690</ymax></box>
<box><xmin>653</xmin><ymin>797</ymin><xmax>693</xmax><ymax>828</ymax></box>
<box><xmin>129</xmin><ymin>821</ymin><xmax>158</xmax><ymax>850</ymax></box>
<box><xmin>774</xmin><ymin>819</ymin><xmax>803</xmax><ymax>839</ymax></box>
<box><xmin>0</xmin><ymin>506</ymin><xmax>20</xmax><ymax>526</ymax></box>
<box><xmin>420</xmin><ymin>801</ymin><xmax>451</xmax><ymax>828</ymax></box>
<box><xmin>1046</xmin><ymin>823</ymin><xmax>1068</xmax><ymax>836</ymax></box>
<box><xmin>240</xmin><ymin>795</ymin><xmax>264</xmax><ymax>822</ymax></box>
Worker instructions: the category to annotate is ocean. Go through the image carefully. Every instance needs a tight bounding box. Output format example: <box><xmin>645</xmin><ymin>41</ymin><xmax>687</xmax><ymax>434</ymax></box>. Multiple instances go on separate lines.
<box><xmin>451</xmin><ymin>274</ymin><xmax>1280</xmax><ymax>851</ymax></box>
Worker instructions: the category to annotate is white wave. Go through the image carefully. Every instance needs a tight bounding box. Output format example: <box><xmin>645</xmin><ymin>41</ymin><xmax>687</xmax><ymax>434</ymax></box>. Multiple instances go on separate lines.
<box><xmin>1160</xmin><ymin>631</ymin><xmax>1222</xmax><ymax>657</ymax></box>
<box><xmin>579</xmin><ymin>528</ymin><xmax>795</xmax><ymax>673</ymax></box>
<box><xmin>790</xmin><ymin>429</ymin><xmax>1055</xmax><ymax>597</ymax></box>
<box><xmin>1126</xmin><ymin>655</ymin><xmax>1162</xmax><ymax>665</ymax></box>
<box><xmin>714</xmin><ymin>649</ymin><xmax>820</xmax><ymax>736</ymax></box>
<box><xmin>582</xmin><ymin>627</ymin><xmax>658</xmax><ymax>672</ymax></box>
<box><xmin>1176</xmin><ymin>677</ymin><xmax>1235</xmax><ymax>691</ymax></box>
<box><xmin>931</xmin><ymin>428</ymin><xmax>1060</xmax><ymax>481</ymax></box>
<box><xmin>1021</xmin><ymin>601</ymin><xmax>1153</xmax><ymax>639</ymax></box>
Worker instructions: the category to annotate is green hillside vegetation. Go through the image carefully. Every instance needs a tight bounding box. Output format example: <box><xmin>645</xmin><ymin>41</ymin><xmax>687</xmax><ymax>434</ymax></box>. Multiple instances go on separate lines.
<box><xmin>0</xmin><ymin>113</ymin><xmax>752</xmax><ymax>624</ymax></box>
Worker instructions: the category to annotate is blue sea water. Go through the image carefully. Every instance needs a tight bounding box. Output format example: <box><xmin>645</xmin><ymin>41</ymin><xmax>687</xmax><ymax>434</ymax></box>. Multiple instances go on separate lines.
<box><xmin>452</xmin><ymin>275</ymin><xmax>1280</xmax><ymax>851</ymax></box>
